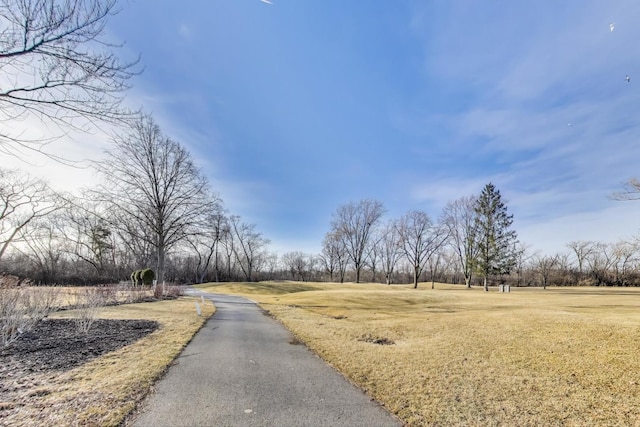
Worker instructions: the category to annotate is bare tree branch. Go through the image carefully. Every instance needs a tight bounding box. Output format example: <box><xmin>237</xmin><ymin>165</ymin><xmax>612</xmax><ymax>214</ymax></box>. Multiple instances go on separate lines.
<box><xmin>0</xmin><ymin>0</ymin><xmax>140</xmax><ymax>157</ymax></box>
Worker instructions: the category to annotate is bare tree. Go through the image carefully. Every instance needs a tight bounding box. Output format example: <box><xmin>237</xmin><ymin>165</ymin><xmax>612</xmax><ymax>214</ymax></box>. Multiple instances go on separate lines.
<box><xmin>533</xmin><ymin>254</ymin><xmax>558</xmax><ymax>289</ymax></box>
<box><xmin>281</xmin><ymin>251</ymin><xmax>310</xmax><ymax>281</ymax></box>
<box><xmin>612</xmin><ymin>178</ymin><xmax>640</xmax><ymax>201</ymax></box>
<box><xmin>379</xmin><ymin>219</ymin><xmax>401</xmax><ymax>285</ymax></box>
<box><xmin>585</xmin><ymin>242</ymin><xmax>615</xmax><ymax>286</ymax></box>
<box><xmin>567</xmin><ymin>241</ymin><xmax>596</xmax><ymax>276</ymax></box>
<box><xmin>611</xmin><ymin>240</ymin><xmax>640</xmax><ymax>287</ymax></box>
<box><xmin>183</xmin><ymin>206</ymin><xmax>226</xmax><ymax>284</ymax></box>
<box><xmin>319</xmin><ymin>230</ymin><xmax>348</xmax><ymax>283</ymax></box>
<box><xmin>442</xmin><ymin>196</ymin><xmax>480</xmax><ymax>288</ymax></box>
<box><xmin>0</xmin><ymin>168</ymin><xmax>61</xmax><ymax>261</ymax></box>
<box><xmin>397</xmin><ymin>210</ymin><xmax>449</xmax><ymax>289</ymax></box>
<box><xmin>513</xmin><ymin>242</ymin><xmax>534</xmax><ymax>287</ymax></box>
<box><xmin>58</xmin><ymin>196</ymin><xmax>115</xmax><ymax>277</ymax></box>
<box><xmin>425</xmin><ymin>247</ymin><xmax>445</xmax><ymax>289</ymax></box>
<box><xmin>17</xmin><ymin>215</ymin><xmax>66</xmax><ymax>284</ymax></box>
<box><xmin>228</xmin><ymin>215</ymin><xmax>269</xmax><ymax>282</ymax></box>
<box><xmin>96</xmin><ymin>114</ymin><xmax>214</xmax><ymax>283</ymax></box>
<box><xmin>330</xmin><ymin>199</ymin><xmax>385</xmax><ymax>283</ymax></box>
<box><xmin>263</xmin><ymin>252</ymin><xmax>279</xmax><ymax>280</ymax></box>
<box><xmin>364</xmin><ymin>231</ymin><xmax>383</xmax><ymax>283</ymax></box>
<box><xmin>0</xmin><ymin>0</ymin><xmax>139</xmax><ymax>157</ymax></box>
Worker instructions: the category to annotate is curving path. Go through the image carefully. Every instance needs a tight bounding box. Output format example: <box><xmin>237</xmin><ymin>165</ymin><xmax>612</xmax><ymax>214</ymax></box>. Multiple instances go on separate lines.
<box><xmin>132</xmin><ymin>289</ymin><xmax>402</xmax><ymax>427</ymax></box>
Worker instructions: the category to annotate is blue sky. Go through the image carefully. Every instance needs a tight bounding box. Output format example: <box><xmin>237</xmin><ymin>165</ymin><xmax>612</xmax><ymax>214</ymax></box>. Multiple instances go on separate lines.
<box><xmin>11</xmin><ymin>0</ymin><xmax>640</xmax><ymax>256</ymax></box>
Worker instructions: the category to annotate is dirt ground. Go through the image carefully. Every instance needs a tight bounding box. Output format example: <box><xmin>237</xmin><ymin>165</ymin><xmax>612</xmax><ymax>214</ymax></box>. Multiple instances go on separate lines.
<box><xmin>0</xmin><ymin>319</ymin><xmax>158</xmax><ymax>423</ymax></box>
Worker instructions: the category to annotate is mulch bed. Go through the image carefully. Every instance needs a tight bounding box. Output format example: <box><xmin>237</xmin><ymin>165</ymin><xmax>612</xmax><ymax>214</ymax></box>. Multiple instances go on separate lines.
<box><xmin>0</xmin><ymin>318</ymin><xmax>158</xmax><ymax>413</ymax></box>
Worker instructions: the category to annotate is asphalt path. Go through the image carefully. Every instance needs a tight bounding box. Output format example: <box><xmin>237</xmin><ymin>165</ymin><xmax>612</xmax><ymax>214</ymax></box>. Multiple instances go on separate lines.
<box><xmin>132</xmin><ymin>289</ymin><xmax>402</xmax><ymax>427</ymax></box>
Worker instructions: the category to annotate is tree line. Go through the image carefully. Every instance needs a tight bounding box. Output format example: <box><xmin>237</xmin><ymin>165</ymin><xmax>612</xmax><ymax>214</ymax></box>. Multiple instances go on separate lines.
<box><xmin>5</xmin><ymin>156</ymin><xmax>640</xmax><ymax>288</ymax></box>
<box><xmin>317</xmin><ymin>183</ymin><xmax>519</xmax><ymax>290</ymax></box>
<box><xmin>290</xmin><ymin>185</ymin><xmax>640</xmax><ymax>289</ymax></box>
<box><xmin>0</xmin><ymin>114</ymin><xmax>271</xmax><ymax>285</ymax></box>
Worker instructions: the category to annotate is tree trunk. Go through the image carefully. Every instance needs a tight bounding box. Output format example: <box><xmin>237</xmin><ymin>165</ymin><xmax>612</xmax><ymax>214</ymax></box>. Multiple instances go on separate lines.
<box><xmin>413</xmin><ymin>267</ymin><xmax>419</xmax><ymax>289</ymax></box>
<box><xmin>157</xmin><ymin>240</ymin><xmax>165</xmax><ymax>284</ymax></box>
<box><xmin>465</xmin><ymin>276</ymin><xmax>471</xmax><ymax>288</ymax></box>
<box><xmin>214</xmin><ymin>247</ymin><xmax>219</xmax><ymax>282</ymax></box>
<box><xmin>483</xmin><ymin>276</ymin><xmax>488</xmax><ymax>292</ymax></box>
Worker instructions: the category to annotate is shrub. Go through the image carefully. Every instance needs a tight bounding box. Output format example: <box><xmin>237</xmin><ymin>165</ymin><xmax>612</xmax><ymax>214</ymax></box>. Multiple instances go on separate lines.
<box><xmin>1</xmin><ymin>287</ymin><xmax>60</xmax><ymax>347</ymax></box>
<box><xmin>165</xmin><ymin>285</ymin><xmax>185</xmax><ymax>298</ymax></box>
<box><xmin>131</xmin><ymin>270</ymin><xmax>144</xmax><ymax>287</ymax></box>
<box><xmin>95</xmin><ymin>284</ymin><xmax>118</xmax><ymax>305</ymax></box>
<box><xmin>118</xmin><ymin>281</ymin><xmax>152</xmax><ymax>303</ymax></box>
<box><xmin>140</xmin><ymin>269</ymin><xmax>155</xmax><ymax>286</ymax></box>
<box><xmin>0</xmin><ymin>274</ymin><xmax>21</xmax><ymax>288</ymax></box>
<box><xmin>74</xmin><ymin>287</ymin><xmax>107</xmax><ymax>334</ymax></box>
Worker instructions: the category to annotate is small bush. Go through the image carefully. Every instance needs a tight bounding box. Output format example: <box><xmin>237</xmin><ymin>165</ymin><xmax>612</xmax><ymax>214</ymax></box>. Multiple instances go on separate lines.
<box><xmin>95</xmin><ymin>284</ymin><xmax>118</xmax><ymax>305</ymax></box>
<box><xmin>74</xmin><ymin>287</ymin><xmax>107</xmax><ymax>334</ymax></box>
<box><xmin>1</xmin><ymin>287</ymin><xmax>60</xmax><ymax>347</ymax></box>
<box><xmin>130</xmin><ymin>270</ymin><xmax>140</xmax><ymax>287</ymax></box>
<box><xmin>164</xmin><ymin>285</ymin><xmax>185</xmax><ymax>298</ymax></box>
<box><xmin>153</xmin><ymin>281</ymin><xmax>164</xmax><ymax>299</ymax></box>
<box><xmin>0</xmin><ymin>274</ymin><xmax>21</xmax><ymax>288</ymax></box>
<box><xmin>118</xmin><ymin>281</ymin><xmax>152</xmax><ymax>303</ymax></box>
<box><xmin>140</xmin><ymin>269</ymin><xmax>155</xmax><ymax>286</ymax></box>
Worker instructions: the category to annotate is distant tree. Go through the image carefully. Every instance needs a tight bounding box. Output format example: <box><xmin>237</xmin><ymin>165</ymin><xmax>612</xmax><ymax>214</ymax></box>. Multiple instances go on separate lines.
<box><xmin>184</xmin><ymin>206</ymin><xmax>226</xmax><ymax>284</ymax></box>
<box><xmin>263</xmin><ymin>252</ymin><xmax>279</xmax><ymax>280</ymax></box>
<box><xmin>442</xmin><ymin>196</ymin><xmax>480</xmax><ymax>288</ymax></box>
<box><xmin>397</xmin><ymin>210</ymin><xmax>449</xmax><ymax>289</ymax></box>
<box><xmin>0</xmin><ymin>168</ymin><xmax>62</xmax><ymax>261</ymax></box>
<box><xmin>379</xmin><ymin>219</ymin><xmax>402</xmax><ymax>285</ymax></box>
<box><xmin>96</xmin><ymin>114</ymin><xmax>214</xmax><ymax>283</ymax></box>
<box><xmin>533</xmin><ymin>254</ymin><xmax>558</xmax><ymax>289</ymax></box>
<box><xmin>425</xmin><ymin>247</ymin><xmax>446</xmax><ymax>289</ymax></box>
<box><xmin>513</xmin><ymin>242</ymin><xmax>534</xmax><ymax>287</ymax></box>
<box><xmin>60</xmin><ymin>198</ymin><xmax>115</xmax><ymax>277</ymax></box>
<box><xmin>567</xmin><ymin>241</ymin><xmax>596</xmax><ymax>276</ymax></box>
<box><xmin>330</xmin><ymin>199</ymin><xmax>385</xmax><ymax>283</ymax></box>
<box><xmin>319</xmin><ymin>231</ymin><xmax>348</xmax><ymax>283</ymax></box>
<box><xmin>585</xmin><ymin>242</ymin><xmax>615</xmax><ymax>286</ymax></box>
<box><xmin>473</xmin><ymin>183</ymin><xmax>518</xmax><ymax>291</ymax></box>
<box><xmin>228</xmin><ymin>215</ymin><xmax>270</xmax><ymax>282</ymax></box>
<box><xmin>610</xmin><ymin>240</ymin><xmax>640</xmax><ymax>286</ymax></box>
<box><xmin>282</xmin><ymin>251</ymin><xmax>309</xmax><ymax>281</ymax></box>
<box><xmin>0</xmin><ymin>0</ymin><xmax>139</xmax><ymax>157</ymax></box>
<box><xmin>364</xmin><ymin>231</ymin><xmax>383</xmax><ymax>283</ymax></box>
<box><xmin>17</xmin><ymin>215</ymin><xmax>66</xmax><ymax>284</ymax></box>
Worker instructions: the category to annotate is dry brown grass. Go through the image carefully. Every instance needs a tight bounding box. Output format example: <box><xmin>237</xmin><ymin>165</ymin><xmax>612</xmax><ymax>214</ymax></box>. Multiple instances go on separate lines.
<box><xmin>200</xmin><ymin>281</ymin><xmax>640</xmax><ymax>426</ymax></box>
<box><xmin>4</xmin><ymin>297</ymin><xmax>214</xmax><ymax>427</ymax></box>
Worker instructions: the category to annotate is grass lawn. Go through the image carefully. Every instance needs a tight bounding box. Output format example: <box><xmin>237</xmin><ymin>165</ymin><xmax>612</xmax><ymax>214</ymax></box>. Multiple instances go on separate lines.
<box><xmin>199</xmin><ymin>281</ymin><xmax>640</xmax><ymax>426</ymax></box>
<box><xmin>4</xmin><ymin>297</ymin><xmax>214</xmax><ymax>427</ymax></box>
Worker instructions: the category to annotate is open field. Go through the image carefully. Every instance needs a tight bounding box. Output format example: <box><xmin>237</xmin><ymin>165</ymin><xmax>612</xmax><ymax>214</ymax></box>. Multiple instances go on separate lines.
<box><xmin>199</xmin><ymin>281</ymin><xmax>640</xmax><ymax>426</ymax></box>
<box><xmin>1</xmin><ymin>297</ymin><xmax>214</xmax><ymax>427</ymax></box>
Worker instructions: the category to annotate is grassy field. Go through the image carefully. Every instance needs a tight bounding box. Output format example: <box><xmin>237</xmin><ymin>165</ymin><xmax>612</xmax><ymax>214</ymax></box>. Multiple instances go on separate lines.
<box><xmin>199</xmin><ymin>281</ymin><xmax>640</xmax><ymax>426</ymax></box>
<box><xmin>5</xmin><ymin>297</ymin><xmax>214</xmax><ymax>427</ymax></box>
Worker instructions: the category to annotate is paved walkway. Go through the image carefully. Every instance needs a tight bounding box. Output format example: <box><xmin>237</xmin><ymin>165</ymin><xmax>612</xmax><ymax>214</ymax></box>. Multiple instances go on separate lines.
<box><xmin>132</xmin><ymin>290</ymin><xmax>402</xmax><ymax>427</ymax></box>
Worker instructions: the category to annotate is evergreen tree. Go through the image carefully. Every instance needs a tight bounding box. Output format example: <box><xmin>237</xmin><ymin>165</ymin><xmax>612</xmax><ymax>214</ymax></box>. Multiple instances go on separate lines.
<box><xmin>473</xmin><ymin>183</ymin><xmax>518</xmax><ymax>291</ymax></box>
